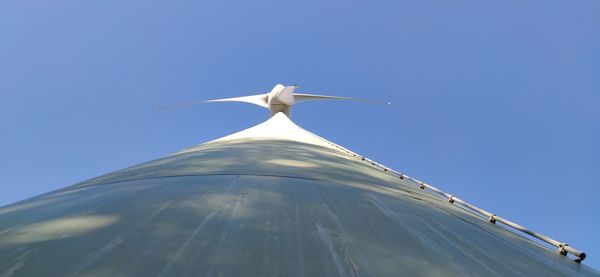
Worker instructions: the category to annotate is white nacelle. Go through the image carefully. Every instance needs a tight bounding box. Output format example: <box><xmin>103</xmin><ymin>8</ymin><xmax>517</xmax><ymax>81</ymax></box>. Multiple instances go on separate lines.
<box><xmin>266</xmin><ymin>84</ymin><xmax>296</xmax><ymax>116</ymax></box>
<box><xmin>269</xmin><ymin>85</ymin><xmax>296</xmax><ymax>106</ymax></box>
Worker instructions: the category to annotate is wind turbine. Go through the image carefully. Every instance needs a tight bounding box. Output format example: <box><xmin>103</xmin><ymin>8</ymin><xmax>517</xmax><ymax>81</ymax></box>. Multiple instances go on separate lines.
<box><xmin>1</xmin><ymin>83</ymin><xmax>593</xmax><ymax>276</ymax></box>
<box><xmin>158</xmin><ymin>84</ymin><xmax>390</xmax><ymax>117</ymax></box>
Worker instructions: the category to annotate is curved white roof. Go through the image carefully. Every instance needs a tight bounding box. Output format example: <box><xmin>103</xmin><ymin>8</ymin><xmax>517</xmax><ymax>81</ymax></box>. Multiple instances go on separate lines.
<box><xmin>0</xmin><ymin>113</ymin><xmax>597</xmax><ymax>276</ymax></box>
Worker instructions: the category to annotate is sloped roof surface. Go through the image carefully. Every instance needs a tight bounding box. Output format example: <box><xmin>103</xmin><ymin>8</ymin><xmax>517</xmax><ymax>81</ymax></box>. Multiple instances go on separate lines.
<box><xmin>0</xmin><ymin>113</ymin><xmax>598</xmax><ymax>276</ymax></box>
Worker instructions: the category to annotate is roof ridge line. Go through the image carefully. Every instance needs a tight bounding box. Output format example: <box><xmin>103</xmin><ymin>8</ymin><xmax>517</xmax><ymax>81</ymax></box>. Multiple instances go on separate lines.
<box><xmin>300</xmin><ymin>125</ymin><xmax>587</xmax><ymax>263</ymax></box>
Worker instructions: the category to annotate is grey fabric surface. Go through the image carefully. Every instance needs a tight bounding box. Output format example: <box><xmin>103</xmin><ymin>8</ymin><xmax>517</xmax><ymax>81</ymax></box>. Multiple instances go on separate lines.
<box><xmin>0</xmin><ymin>138</ymin><xmax>598</xmax><ymax>276</ymax></box>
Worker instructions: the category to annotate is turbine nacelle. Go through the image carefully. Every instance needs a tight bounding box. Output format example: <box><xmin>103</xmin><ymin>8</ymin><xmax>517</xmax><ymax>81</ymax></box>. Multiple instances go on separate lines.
<box><xmin>266</xmin><ymin>84</ymin><xmax>297</xmax><ymax>116</ymax></box>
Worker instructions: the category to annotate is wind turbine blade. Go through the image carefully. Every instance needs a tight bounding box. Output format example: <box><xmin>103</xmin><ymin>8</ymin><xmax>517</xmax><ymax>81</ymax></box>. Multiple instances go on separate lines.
<box><xmin>205</xmin><ymin>94</ymin><xmax>269</xmax><ymax>108</ymax></box>
<box><xmin>157</xmin><ymin>94</ymin><xmax>269</xmax><ymax>111</ymax></box>
<box><xmin>294</xmin><ymin>93</ymin><xmax>391</xmax><ymax>105</ymax></box>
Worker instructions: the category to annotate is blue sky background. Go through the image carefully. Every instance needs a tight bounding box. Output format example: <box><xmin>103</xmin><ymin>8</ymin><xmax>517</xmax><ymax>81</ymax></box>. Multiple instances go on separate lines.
<box><xmin>1</xmin><ymin>0</ymin><xmax>599</xmax><ymax>269</ymax></box>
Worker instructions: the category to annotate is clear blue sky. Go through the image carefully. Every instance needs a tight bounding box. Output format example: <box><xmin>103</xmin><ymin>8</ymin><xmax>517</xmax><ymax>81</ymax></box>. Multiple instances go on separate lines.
<box><xmin>1</xmin><ymin>0</ymin><xmax>599</xmax><ymax>269</ymax></box>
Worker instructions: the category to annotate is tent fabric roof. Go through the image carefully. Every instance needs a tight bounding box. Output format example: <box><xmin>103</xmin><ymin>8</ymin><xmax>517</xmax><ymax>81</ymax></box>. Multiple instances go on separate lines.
<box><xmin>0</xmin><ymin>113</ymin><xmax>598</xmax><ymax>276</ymax></box>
